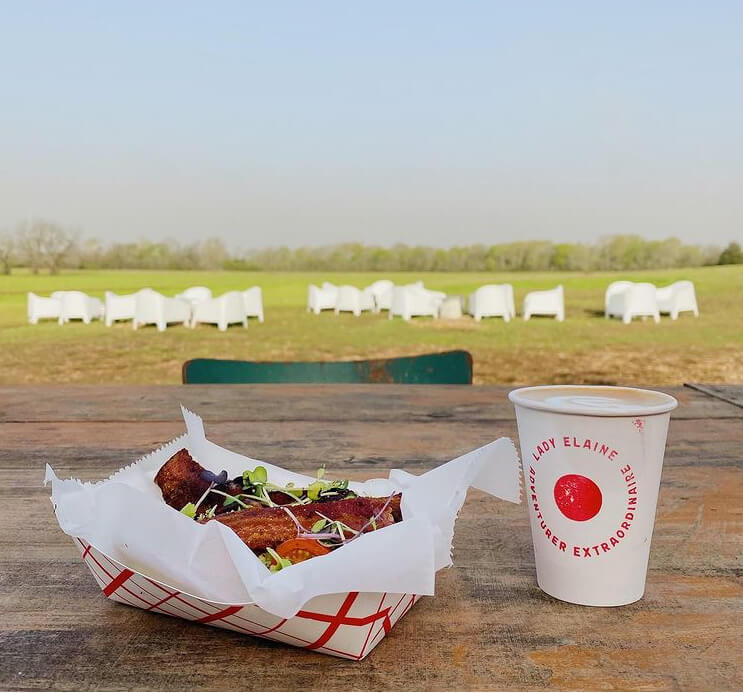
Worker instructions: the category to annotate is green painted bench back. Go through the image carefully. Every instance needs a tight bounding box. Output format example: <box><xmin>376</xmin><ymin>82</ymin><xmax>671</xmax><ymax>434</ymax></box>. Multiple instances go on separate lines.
<box><xmin>182</xmin><ymin>350</ymin><xmax>473</xmax><ymax>384</ymax></box>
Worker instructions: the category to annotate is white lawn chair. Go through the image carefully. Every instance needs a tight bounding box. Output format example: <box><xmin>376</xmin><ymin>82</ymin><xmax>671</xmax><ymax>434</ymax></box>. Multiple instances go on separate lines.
<box><xmin>524</xmin><ymin>285</ymin><xmax>564</xmax><ymax>321</ymax></box>
<box><xmin>468</xmin><ymin>285</ymin><xmax>514</xmax><ymax>322</ymax></box>
<box><xmin>416</xmin><ymin>283</ymin><xmax>446</xmax><ymax>306</ymax></box>
<box><xmin>242</xmin><ymin>286</ymin><xmax>264</xmax><ymax>322</ymax></box>
<box><xmin>606</xmin><ymin>282</ymin><xmax>660</xmax><ymax>324</ymax></box>
<box><xmin>191</xmin><ymin>291</ymin><xmax>247</xmax><ymax>331</ymax></box>
<box><xmin>389</xmin><ymin>285</ymin><xmax>444</xmax><ymax>321</ymax></box>
<box><xmin>133</xmin><ymin>289</ymin><xmax>191</xmax><ymax>331</ymax></box>
<box><xmin>504</xmin><ymin>284</ymin><xmax>516</xmax><ymax>320</ymax></box>
<box><xmin>656</xmin><ymin>280</ymin><xmax>699</xmax><ymax>319</ymax></box>
<box><xmin>604</xmin><ymin>281</ymin><xmax>635</xmax><ymax>318</ymax></box>
<box><xmin>58</xmin><ymin>291</ymin><xmax>104</xmax><ymax>324</ymax></box>
<box><xmin>104</xmin><ymin>290</ymin><xmax>139</xmax><ymax>326</ymax></box>
<box><xmin>27</xmin><ymin>292</ymin><xmax>62</xmax><ymax>324</ymax></box>
<box><xmin>307</xmin><ymin>283</ymin><xmax>338</xmax><ymax>314</ymax></box>
<box><xmin>376</xmin><ymin>285</ymin><xmax>394</xmax><ymax>311</ymax></box>
<box><xmin>366</xmin><ymin>280</ymin><xmax>394</xmax><ymax>311</ymax></box>
<box><xmin>335</xmin><ymin>285</ymin><xmax>375</xmax><ymax>316</ymax></box>
<box><xmin>175</xmin><ymin>286</ymin><xmax>212</xmax><ymax>306</ymax></box>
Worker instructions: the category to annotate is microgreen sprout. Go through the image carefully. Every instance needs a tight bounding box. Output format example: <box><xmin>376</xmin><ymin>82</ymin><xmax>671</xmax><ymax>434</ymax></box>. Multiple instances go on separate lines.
<box><xmin>181</xmin><ymin>465</ymin><xmax>362</xmax><ymax>527</ymax></box>
<box><xmin>306</xmin><ymin>481</ymin><xmax>324</xmax><ymax>501</ymax></box>
<box><xmin>197</xmin><ymin>505</ymin><xmax>217</xmax><ymax>521</ymax></box>
<box><xmin>233</xmin><ymin>464</ymin><xmax>356</xmax><ymax>508</ymax></box>
<box><xmin>314</xmin><ymin>512</ymin><xmax>360</xmax><ymax>543</ymax></box>
<box><xmin>181</xmin><ymin>480</ymin><xmax>216</xmax><ymax>518</ymax></box>
<box><xmin>180</xmin><ymin>502</ymin><xmax>196</xmax><ymax>518</ymax></box>
<box><xmin>280</xmin><ymin>507</ymin><xmax>373</xmax><ymax>549</ymax></box>
<box><xmin>264</xmin><ymin>547</ymin><xmax>292</xmax><ymax>572</ymax></box>
<box><xmin>243</xmin><ymin>465</ymin><xmax>268</xmax><ymax>486</ymax></box>
<box><xmin>207</xmin><ymin>488</ymin><xmax>254</xmax><ymax>510</ymax></box>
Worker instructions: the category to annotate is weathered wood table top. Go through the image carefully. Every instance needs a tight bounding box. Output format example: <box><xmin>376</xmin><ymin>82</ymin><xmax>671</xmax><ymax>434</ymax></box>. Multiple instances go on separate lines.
<box><xmin>1</xmin><ymin>384</ymin><xmax>742</xmax><ymax>691</ymax></box>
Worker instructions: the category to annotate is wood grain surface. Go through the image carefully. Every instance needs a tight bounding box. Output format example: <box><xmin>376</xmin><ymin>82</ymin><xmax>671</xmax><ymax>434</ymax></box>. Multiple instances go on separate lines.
<box><xmin>1</xmin><ymin>385</ymin><xmax>741</xmax><ymax>691</ymax></box>
<box><xmin>686</xmin><ymin>383</ymin><xmax>743</xmax><ymax>409</ymax></box>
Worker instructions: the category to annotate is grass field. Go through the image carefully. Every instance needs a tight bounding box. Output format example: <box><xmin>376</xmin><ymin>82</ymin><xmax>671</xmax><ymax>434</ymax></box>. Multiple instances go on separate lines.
<box><xmin>1</xmin><ymin>266</ymin><xmax>741</xmax><ymax>385</ymax></box>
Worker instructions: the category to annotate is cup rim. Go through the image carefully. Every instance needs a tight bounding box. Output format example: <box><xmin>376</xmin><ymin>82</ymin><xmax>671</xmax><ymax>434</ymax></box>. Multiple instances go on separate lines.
<box><xmin>508</xmin><ymin>385</ymin><xmax>678</xmax><ymax>417</ymax></box>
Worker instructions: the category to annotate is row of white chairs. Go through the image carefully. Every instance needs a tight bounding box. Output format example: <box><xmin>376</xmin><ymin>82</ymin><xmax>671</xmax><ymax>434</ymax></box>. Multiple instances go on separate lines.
<box><xmin>27</xmin><ymin>279</ymin><xmax>699</xmax><ymax>328</ymax></box>
<box><xmin>307</xmin><ymin>280</ymin><xmax>448</xmax><ymax>319</ymax></box>
<box><xmin>28</xmin><ymin>286</ymin><xmax>264</xmax><ymax>331</ymax></box>
<box><xmin>307</xmin><ymin>280</ymin><xmax>396</xmax><ymax>316</ymax></box>
<box><xmin>307</xmin><ymin>280</ymin><xmax>562</xmax><ymax>321</ymax></box>
<box><xmin>468</xmin><ymin>284</ymin><xmax>565</xmax><ymax>322</ymax></box>
<box><xmin>307</xmin><ymin>278</ymin><xmax>698</xmax><ymax>324</ymax></box>
<box><xmin>469</xmin><ymin>281</ymin><xmax>699</xmax><ymax>324</ymax></box>
<box><xmin>387</xmin><ymin>282</ymin><xmax>565</xmax><ymax>322</ymax></box>
<box><xmin>389</xmin><ymin>283</ymin><xmax>564</xmax><ymax>322</ymax></box>
<box><xmin>604</xmin><ymin>280</ymin><xmax>698</xmax><ymax>323</ymax></box>
<box><xmin>468</xmin><ymin>280</ymin><xmax>698</xmax><ymax>324</ymax></box>
<box><xmin>28</xmin><ymin>291</ymin><xmax>105</xmax><ymax>325</ymax></box>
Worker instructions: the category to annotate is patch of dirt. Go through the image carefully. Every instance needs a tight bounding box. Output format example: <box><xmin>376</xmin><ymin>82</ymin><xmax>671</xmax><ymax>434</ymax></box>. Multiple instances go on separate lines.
<box><xmin>471</xmin><ymin>345</ymin><xmax>743</xmax><ymax>386</ymax></box>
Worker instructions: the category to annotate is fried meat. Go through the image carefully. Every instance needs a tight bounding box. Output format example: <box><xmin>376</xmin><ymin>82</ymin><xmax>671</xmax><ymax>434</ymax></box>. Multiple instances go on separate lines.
<box><xmin>154</xmin><ymin>448</ymin><xmax>244</xmax><ymax>514</ymax></box>
<box><xmin>154</xmin><ymin>448</ymin><xmax>403</xmax><ymax>553</ymax></box>
<box><xmin>154</xmin><ymin>448</ymin><xmax>211</xmax><ymax>512</ymax></box>
<box><xmin>204</xmin><ymin>495</ymin><xmax>401</xmax><ymax>551</ymax></box>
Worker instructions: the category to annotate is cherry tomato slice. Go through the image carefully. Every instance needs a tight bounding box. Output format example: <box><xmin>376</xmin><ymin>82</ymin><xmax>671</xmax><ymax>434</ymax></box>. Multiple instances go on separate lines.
<box><xmin>275</xmin><ymin>538</ymin><xmax>331</xmax><ymax>564</ymax></box>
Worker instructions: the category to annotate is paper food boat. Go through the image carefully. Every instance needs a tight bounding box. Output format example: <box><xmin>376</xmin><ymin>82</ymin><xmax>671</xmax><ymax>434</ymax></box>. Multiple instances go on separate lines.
<box><xmin>48</xmin><ymin>407</ymin><xmax>520</xmax><ymax>660</ymax></box>
<box><xmin>73</xmin><ymin>537</ymin><xmax>421</xmax><ymax>660</ymax></box>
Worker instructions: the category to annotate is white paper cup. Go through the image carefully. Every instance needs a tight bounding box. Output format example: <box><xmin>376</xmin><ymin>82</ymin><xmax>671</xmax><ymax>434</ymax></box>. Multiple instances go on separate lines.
<box><xmin>508</xmin><ymin>385</ymin><xmax>678</xmax><ymax>606</ymax></box>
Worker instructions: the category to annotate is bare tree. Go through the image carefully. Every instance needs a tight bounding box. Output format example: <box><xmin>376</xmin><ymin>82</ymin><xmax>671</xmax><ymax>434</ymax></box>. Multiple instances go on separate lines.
<box><xmin>199</xmin><ymin>237</ymin><xmax>229</xmax><ymax>269</ymax></box>
<box><xmin>42</xmin><ymin>224</ymin><xmax>77</xmax><ymax>274</ymax></box>
<box><xmin>17</xmin><ymin>221</ymin><xmax>44</xmax><ymax>274</ymax></box>
<box><xmin>0</xmin><ymin>231</ymin><xmax>15</xmax><ymax>274</ymax></box>
<box><xmin>17</xmin><ymin>220</ymin><xmax>76</xmax><ymax>274</ymax></box>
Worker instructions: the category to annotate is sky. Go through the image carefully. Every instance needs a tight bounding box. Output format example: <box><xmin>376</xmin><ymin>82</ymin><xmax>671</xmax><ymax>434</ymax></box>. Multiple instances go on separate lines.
<box><xmin>1</xmin><ymin>1</ymin><xmax>742</xmax><ymax>249</ymax></box>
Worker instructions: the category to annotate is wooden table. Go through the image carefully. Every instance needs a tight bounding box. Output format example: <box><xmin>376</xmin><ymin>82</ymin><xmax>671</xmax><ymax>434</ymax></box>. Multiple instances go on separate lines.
<box><xmin>2</xmin><ymin>384</ymin><xmax>742</xmax><ymax>691</ymax></box>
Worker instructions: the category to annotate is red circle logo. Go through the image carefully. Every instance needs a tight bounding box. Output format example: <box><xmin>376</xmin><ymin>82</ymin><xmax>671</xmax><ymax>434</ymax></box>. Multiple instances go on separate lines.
<box><xmin>553</xmin><ymin>474</ymin><xmax>603</xmax><ymax>521</ymax></box>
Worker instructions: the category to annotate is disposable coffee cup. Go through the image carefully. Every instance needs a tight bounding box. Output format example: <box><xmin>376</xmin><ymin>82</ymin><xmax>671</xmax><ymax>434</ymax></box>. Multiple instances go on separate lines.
<box><xmin>508</xmin><ymin>385</ymin><xmax>678</xmax><ymax>606</ymax></box>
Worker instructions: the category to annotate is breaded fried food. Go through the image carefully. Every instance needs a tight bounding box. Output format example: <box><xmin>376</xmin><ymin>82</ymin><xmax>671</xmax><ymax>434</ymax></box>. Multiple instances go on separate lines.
<box><xmin>154</xmin><ymin>448</ymin><xmax>211</xmax><ymax>512</ymax></box>
<box><xmin>204</xmin><ymin>495</ymin><xmax>401</xmax><ymax>551</ymax></box>
<box><xmin>154</xmin><ymin>448</ymin><xmax>245</xmax><ymax>514</ymax></box>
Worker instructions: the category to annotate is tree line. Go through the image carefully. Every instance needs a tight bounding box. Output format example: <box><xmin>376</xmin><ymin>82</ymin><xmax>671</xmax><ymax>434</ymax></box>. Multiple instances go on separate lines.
<box><xmin>0</xmin><ymin>219</ymin><xmax>740</xmax><ymax>274</ymax></box>
<box><xmin>235</xmin><ymin>237</ymin><xmax>741</xmax><ymax>272</ymax></box>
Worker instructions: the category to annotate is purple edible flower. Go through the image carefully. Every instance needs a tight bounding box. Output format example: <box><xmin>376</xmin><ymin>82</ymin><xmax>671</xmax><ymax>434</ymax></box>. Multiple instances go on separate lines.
<box><xmin>199</xmin><ymin>469</ymin><xmax>228</xmax><ymax>485</ymax></box>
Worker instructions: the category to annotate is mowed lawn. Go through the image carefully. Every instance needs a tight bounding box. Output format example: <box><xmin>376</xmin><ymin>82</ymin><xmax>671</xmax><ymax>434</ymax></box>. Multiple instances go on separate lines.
<box><xmin>1</xmin><ymin>266</ymin><xmax>741</xmax><ymax>385</ymax></box>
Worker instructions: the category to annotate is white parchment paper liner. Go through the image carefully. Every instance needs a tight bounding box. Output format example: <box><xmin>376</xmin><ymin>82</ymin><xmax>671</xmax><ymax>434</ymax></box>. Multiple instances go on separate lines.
<box><xmin>46</xmin><ymin>406</ymin><xmax>520</xmax><ymax>619</ymax></box>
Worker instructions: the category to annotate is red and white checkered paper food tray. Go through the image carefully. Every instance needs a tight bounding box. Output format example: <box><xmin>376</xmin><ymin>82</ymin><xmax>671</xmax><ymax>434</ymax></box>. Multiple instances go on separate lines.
<box><xmin>48</xmin><ymin>406</ymin><xmax>520</xmax><ymax>660</ymax></box>
<box><xmin>74</xmin><ymin>536</ymin><xmax>420</xmax><ymax>660</ymax></box>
